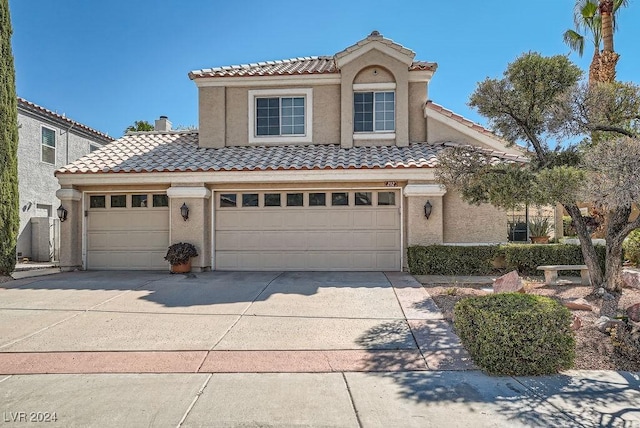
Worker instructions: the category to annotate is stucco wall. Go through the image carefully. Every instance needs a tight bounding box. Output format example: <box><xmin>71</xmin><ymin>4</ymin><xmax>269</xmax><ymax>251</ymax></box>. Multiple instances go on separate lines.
<box><xmin>442</xmin><ymin>191</ymin><xmax>507</xmax><ymax>243</ymax></box>
<box><xmin>198</xmin><ymin>85</ymin><xmax>341</xmax><ymax>147</ymax></box>
<box><xmin>409</xmin><ymin>82</ymin><xmax>427</xmax><ymax>142</ymax></box>
<box><xmin>17</xmin><ymin>111</ymin><xmax>107</xmax><ymax>260</ymax></box>
<box><xmin>427</xmin><ymin>116</ymin><xmax>494</xmax><ymax>150</ymax></box>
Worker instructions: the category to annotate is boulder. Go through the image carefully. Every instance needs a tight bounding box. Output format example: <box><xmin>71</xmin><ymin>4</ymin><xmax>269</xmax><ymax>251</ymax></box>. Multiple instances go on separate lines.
<box><xmin>627</xmin><ymin>303</ymin><xmax>640</xmax><ymax>322</ymax></box>
<box><xmin>595</xmin><ymin>316</ymin><xmax>624</xmax><ymax>334</ymax></box>
<box><xmin>622</xmin><ymin>270</ymin><xmax>640</xmax><ymax>289</ymax></box>
<box><xmin>563</xmin><ymin>298</ymin><xmax>593</xmax><ymax>311</ymax></box>
<box><xmin>493</xmin><ymin>270</ymin><xmax>524</xmax><ymax>294</ymax></box>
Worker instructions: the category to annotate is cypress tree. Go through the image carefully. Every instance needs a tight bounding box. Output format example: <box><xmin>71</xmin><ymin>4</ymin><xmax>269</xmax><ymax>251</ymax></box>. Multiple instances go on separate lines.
<box><xmin>0</xmin><ymin>0</ymin><xmax>19</xmax><ymax>275</ymax></box>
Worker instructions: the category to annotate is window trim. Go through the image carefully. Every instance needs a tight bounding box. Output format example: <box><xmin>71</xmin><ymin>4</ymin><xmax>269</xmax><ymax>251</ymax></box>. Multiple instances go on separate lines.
<box><xmin>248</xmin><ymin>88</ymin><xmax>313</xmax><ymax>144</ymax></box>
<box><xmin>40</xmin><ymin>125</ymin><xmax>56</xmax><ymax>165</ymax></box>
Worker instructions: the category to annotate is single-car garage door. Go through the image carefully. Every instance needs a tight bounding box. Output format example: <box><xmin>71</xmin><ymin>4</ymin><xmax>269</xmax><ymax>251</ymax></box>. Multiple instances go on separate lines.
<box><xmin>86</xmin><ymin>193</ymin><xmax>169</xmax><ymax>270</ymax></box>
<box><xmin>215</xmin><ymin>190</ymin><xmax>401</xmax><ymax>271</ymax></box>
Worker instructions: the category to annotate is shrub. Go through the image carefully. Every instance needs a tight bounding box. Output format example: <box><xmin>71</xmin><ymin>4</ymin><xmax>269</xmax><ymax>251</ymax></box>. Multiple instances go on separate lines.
<box><xmin>623</xmin><ymin>229</ymin><xmax>640</xmax><ymax>266</ymax></box>
<box><xmin>164</xmin><ymin>242</ymin><xmax>198</xmax><ymax>265</ymax></box>
<box><xmin>611</xmin><ymin>322</ymin><xmax>640</xmax><ymax>364</ymax></box>
<box><xmin>454</xmin><ymin>293</ymin><xmax>575</xmax><ymax>375</ymax></box>
<box><xmin>502</xmin><ymin>244</ymin><xmax>606</xmax><ymax>276</ymax></box>
<box><xmin>407</xmin><ymin>245</ymin><xmax>501</xmax><ymax>275</ymax></box>
<box><xmin>563</xmin><ymin>216</ymin><xmax>577</xmax><ymax>237</ymax></box>
<box><xmin>528</xmin><ymin>217</ymin><xmax>552</xmax><ymax>237</ymax></box>
<box><xmin>408</xmin><ymin>244</ymin><xmax>606</xmax><ymax>276</ymax></box>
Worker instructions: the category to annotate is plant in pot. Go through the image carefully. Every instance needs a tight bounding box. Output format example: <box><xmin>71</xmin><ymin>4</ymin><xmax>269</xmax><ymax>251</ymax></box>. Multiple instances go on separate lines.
<box><xmin>528</xmin><ymin>217</ymin><xmax>552</xmax><ymax>244</ymax></box>
<box><xmin>164</xmin><ymin>242</ymin><xmax>198</xmax><ymax>273</ymax></box>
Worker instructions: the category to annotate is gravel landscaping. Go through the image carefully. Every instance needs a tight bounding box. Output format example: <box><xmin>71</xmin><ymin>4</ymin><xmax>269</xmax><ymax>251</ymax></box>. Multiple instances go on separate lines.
<box><xmin>423</xmin><ymin>278</ymin><xmax>640</xmax><ymax>372</ymax></box>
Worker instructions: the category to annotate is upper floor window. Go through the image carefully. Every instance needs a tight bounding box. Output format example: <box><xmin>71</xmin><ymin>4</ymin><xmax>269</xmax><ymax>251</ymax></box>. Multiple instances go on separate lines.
<box><xmin>248</xmin><ymin>88</ymin><xmax>313</xmax><ymax>144</ymax></box>
<box><xmin>354</xmin><ymin>91</ymin><xmax>395</xmax><ymax>133</ymax></box>
<box><xmin>41</xmin><ymin>127</ymin><xmax>56</xmax><ymax>164</ymax></box>
<box><xmin>256</xmin><ymin>97</ymin><xmax>305</xmax><ymax>136</ymax></box>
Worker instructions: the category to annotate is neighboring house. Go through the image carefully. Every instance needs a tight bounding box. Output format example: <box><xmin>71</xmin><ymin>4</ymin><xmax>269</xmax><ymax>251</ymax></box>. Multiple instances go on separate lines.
<box><xmin>17</xmin><ymin>97</ymin><xmax>114</xmax><ymax>262</ymax></box>
<box><xmin>55</xmin><ymin>32</ymin><xmax>526</xmax><ymax>272</ymax></box>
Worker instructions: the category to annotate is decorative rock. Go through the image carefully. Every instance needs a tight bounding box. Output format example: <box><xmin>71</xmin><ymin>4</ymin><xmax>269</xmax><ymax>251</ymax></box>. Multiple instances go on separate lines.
<box><xmin>622</xmin><ymin>270</ymin><xmax>640</xmax><ymax>289</ymax></box>
<box><xmin>493</xmin><ymin>270</ymin><xmax>524</xmax><ymax>294</ymax></box>
<box><xmin>595</xmin><ymin>316</ymin><xmax>624</xmax><ymax>334</ymax></box>
<box><xmin>597</xmin><ymin>287</ymin><xmax>615</xmax><ymax>301</ymax></box>
<box><xmin>627</xmin><ymin>303</ymin><xmax>640</xmax><ymax>322</ymax></box>
<box><xmin>563</xmin><ymin>298</ymin><xmax>593</xmax><ymax>311</ymax></box>
<box><xmin>571</xmin><ymin>315</ymin><xmax>582</xmax><ymax>330</ymax></box>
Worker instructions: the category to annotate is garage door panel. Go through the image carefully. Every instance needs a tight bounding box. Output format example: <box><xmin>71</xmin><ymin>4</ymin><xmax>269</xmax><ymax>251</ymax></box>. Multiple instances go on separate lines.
<box><xmin>86</xmin><ymin>197</ymin><xmax>169</xmax><ymax>270</ymax></box>
<box><xmin>215</xmin><ymin>190</ymin><xmax>400</xmax><ymax>271</ymax></box>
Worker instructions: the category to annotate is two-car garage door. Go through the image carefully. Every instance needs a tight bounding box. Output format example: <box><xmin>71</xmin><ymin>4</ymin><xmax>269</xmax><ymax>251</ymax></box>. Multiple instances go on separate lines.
<box><xmin>214</xmin><ymin>190</ymin><xmax>401</xmax><ymax>271</ymax></box>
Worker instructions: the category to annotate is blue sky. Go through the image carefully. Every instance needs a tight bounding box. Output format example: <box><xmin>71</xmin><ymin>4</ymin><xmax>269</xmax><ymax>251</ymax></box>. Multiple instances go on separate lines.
<box><xmin>10</xmin><ymin>0</ymin><xmax>640</xmax><ymax>138</ymax></box>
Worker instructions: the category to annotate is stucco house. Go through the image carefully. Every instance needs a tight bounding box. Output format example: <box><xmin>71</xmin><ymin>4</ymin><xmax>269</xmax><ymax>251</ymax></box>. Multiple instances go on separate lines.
<box><xmin>55</xmin><ymin>32</ymin><xmax>525</xmax><ymax>272</ymax></box>
<box><xmin>17</xmin><ymin>97</ymin><xmax>114</xmax><ymax>262</ymax></box>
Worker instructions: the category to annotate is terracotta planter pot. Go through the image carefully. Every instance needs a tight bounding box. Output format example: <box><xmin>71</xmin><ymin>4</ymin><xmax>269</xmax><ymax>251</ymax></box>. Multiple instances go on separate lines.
<box><xmin>170</xmin><ymin>260</ymin><xmax>192</xmax><ymax>273</ymax></box>
<box><xmin>530</xmin><ymin>236</ymin><xmax>550</xmax><ymax>244</ymax></box>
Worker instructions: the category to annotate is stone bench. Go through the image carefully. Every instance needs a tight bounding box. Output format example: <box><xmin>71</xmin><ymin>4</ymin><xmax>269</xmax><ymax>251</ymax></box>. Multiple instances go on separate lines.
<box><xmin>536</xmin><ymin>265</ymin><xmax>590</xmax><ymax>285</ymax></box>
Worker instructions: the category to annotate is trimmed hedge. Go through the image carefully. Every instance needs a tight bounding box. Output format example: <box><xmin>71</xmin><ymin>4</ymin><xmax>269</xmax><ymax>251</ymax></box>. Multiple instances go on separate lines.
<box><xmin>408</xmin><ymin>244</ymin><xmax>606</xmax><ymax>276</ymax></box>
<box><xmin>454</xmin><ymin>293</ymin><xmax>575</xmax><ymax>375</ymax></box>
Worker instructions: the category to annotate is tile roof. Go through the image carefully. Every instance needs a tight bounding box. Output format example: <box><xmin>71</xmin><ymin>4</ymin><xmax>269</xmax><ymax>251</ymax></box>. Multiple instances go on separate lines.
<box><xmin>56</xmin><ymin>132</ymin><xmax>527</xmax><ymax>175</ymax></box>
<box><xmin>425</xmin><ymin>101</ymin><xmax>499</xmax><ymax>139</ymax></box>
<box><xmin>189</xmin><ymin>33</ymin><xmax>436</xmax><ymax>80</ymax></box>
<box><xmin>17</xmin><ymin>97</ymin><xmax>114</xmax><ymax>143</ymax></box>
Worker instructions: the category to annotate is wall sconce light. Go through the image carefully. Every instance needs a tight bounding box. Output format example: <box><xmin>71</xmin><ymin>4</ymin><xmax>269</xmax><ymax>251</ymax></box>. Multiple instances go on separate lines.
<box><xmin>423</xmin><ymin>200</ymin><xmax>433</xmax><ymax>219</ymax></box>
<box><xmin>57</xmin><ymin>204</ymin><xmax>68</xmax><ymax>222</ymax></box>
<box><xmin>180</xmin><ymin>203</ymin><xmax>189</xmax><ymax>221</ymax></box>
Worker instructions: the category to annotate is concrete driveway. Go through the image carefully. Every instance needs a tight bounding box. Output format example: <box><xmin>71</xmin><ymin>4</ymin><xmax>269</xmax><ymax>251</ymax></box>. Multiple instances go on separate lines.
<box><xmin>0</xmin><ymin>270</ymin><xmax>468</xmax><ymax>372</ymax></box>
<box><xmin>2</xmin><ymin>271</ymin><xmax>639</xmax><ymax>427</ymax></box>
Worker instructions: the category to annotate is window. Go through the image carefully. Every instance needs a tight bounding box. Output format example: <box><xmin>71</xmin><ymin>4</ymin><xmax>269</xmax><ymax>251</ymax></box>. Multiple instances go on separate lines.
<box><xmin>89</xmin><ymin>195</ymin><xmax>106</xmax><ymax>208</ymax></box>
<box><xmin>332</xmin><ymin>192</ymin><xmax>349</xmax><ymax>206</ymax></box>
<box><xmin>89</xmin><ymin>144</ymin><xmax>101</xmax><ymax>153</ymax></box>
<box><xmin>110</xmin><ymin>195</ymin><xmax>126</xmax><ymax>208</ymax></box>
<box><xmin>242</xmin><ymin>193</ymin><xmax>259</xmax><ymax>207</ymax></box>
<box><xmin>377</xmin><ymin>192</ymin><xmax>396</xmax><ymax>206</ymax></box>
<box><xmin>264</xmin><ymin>193</ymin><xmax>281</xmax><ymax>207</ymax></box>
<box><xmin>132</xmin><ymin>194</ymin><xmax>148</xmax><ymax>207</ymax></box>
<box><xmin>355</xmin><ymin>192</ymin><xmax>372</xmax><ymax>206</ymax></box>
<box><xmin>220</xmin><ymin>194</ymin><xmax>237</xmax><ymax>208</ymax></box>
<box><xmin>286</xmin><ymin>193</ymin><xmax>303</xmax><ymax>207</ymax></box>
<box><xmin>354</xmin><ymin>91</ymin><xmax>395</xmax><ymax>132</ymax></box>
<box><xmin>256</xmin><ymin>97</ymin><xmax>305</xmax><ymax>136</ymax></box>
<box><xmin>309</xmin><ymin>193</ymin><xmax>326</xmax><ymax>206</ymax></box>
<box><xmin>249</xmin><ymin>88</ymin><xmax>313</xmax><ymax>143</ymax></box>
<box><xmin>152</xmin><ymin>194</ymin><xmax>169</xmax><ymax>207</ymax></box>
<box><xmin>41</xmin><ymin>127</ymin><xmax>56</xmax><ymax>164</ymax></box>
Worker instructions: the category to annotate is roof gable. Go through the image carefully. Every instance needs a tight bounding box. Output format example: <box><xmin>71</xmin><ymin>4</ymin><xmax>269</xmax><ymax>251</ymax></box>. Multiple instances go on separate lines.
<box><xmin>334</xmin><ymin>31</ymin><xmax>416</xmax><ymax>69</ymax></box>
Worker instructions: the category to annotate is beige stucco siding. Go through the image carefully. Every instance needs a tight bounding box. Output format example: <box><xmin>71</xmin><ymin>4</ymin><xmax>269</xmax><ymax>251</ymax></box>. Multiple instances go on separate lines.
<box><xmin>353</xmin><ymin>65</ymin><xmax>395</xmax><ymax>84</ymax></box>
<box><xmin>225</xmin><ymin>87</ymin><xmax>249</xmax><ymax>146</ymax></box>
<box><xmin>200</xmin><ymin>85</ymin><xmax>341</xmax><ymax>147</ymax></box>
<box><xmin>442</xmin><ymin>191</ymin><xmax>507</xmax><ymax>243</ymax></box>
<box><xmin>409</xmin><ymin>82</ymin><xmax>427</xmax><ymax>142</ymax></box>
<box><xmin>198</xmin><ymin>86</ymin><xmax>226</xmax><ymax>148</ymax></box>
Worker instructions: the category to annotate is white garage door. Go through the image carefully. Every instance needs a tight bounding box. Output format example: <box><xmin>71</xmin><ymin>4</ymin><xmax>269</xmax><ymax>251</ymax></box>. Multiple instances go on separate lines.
<box><xmin>86</xmin><ymin>193</ymin><xmax>169</xmax><ymax>270</ymax></box>
<box><xmin>215</xmin><ymin>190</ymin><xmax>401</xmax><ymax>271</ymax></box>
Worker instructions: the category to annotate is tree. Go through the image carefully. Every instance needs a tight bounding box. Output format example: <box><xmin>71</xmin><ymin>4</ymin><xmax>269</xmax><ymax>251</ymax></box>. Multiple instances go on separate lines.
<box><xmin>597</xmin><ymin>0</ymin><xmax>628</xmax><ymax>82</ymax></box>
<box><xmin>436</xmin><ymin>53</ymin><xmax>640</xmax><ymax>292</ymax></box>
<box><xmin>124</xmin><ymin>120</ymin><xmax>154</xmax><ymax>133</ymax></box>
<box><xmin>563</xmin><ymin>0</ymin><xmax>628</xmax><ymax>84</ymax></box>
<box><xmin>0</xmin><ymin>0</ymin><xmax>19</xmax><ymax>275</ymax></box>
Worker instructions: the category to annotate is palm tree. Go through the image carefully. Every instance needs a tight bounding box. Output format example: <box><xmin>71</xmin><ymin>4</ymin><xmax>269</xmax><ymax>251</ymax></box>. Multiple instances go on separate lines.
<box><xmin>597</xmin><ymin>0</ymin><xmax>628</xmax><ymax>82</ymax></box>
<box><xmin>563</xmin><ymin>0</ymin><xmax>601</xmax><ymax>83</ymax></box>
<box><xmin>564</xmin><ymin>0</ymin><xmax>628</xmax><ymax>83</ymax></box>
